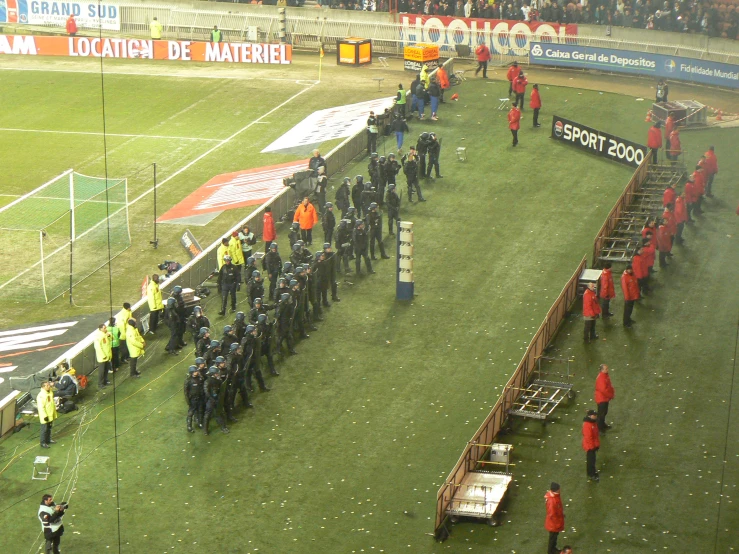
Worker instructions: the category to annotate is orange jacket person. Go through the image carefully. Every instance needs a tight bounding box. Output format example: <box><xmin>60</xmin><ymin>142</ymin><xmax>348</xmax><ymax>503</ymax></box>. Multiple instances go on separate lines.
<box><xmin>436</xmin><ymin>66</ymin><xmax>450</xmax><ymax>102</ymax></box>
<box><xmin>474</xmin><ymin>42</ymin><xmax>491</xmax><ymax>78</ymax></box>
<box><xmin>582</xmin><ymin>410</ymin><xmax>601</xmax><ymax>480</ymax></box>
<box><xmin>66</xmin><ymin>14</ymin><xmax>77</xmax><ymax>36</ymax></box>
<box><xmin>512</xmin><ymin>72</ymin><xmax>529</xmax><ymax>110</ymax></box>
<box><xmin>530</xmin><ymin>84</ymin><xmax>542</xmax><ymax>127</ymax></box>
<box><xmin>598</xmin><ymin>262</ymin><xmax>615</xmax><ymax>317</ymax></box>
<box><xmin>508</xmin><ymin>105</ymin><xmax>521</xmax><ymax>147</ymax></box>
<box><xmin>647</xmin><ymin>121</ymin><xmax>662</xmax><ymax>162</ymax></box>
<box><xmin>544</xmin><ymin>482</ymin><xmax>565</xmax><ymax>554</ymax></box>
<box><xmin>506</xmin><ymin>61</ymin><xmax>521</xmax><ymax>96</ymax></box>
<box><xmin>583</xmin><ymin>282</ymin><xmax>601</xmax><ymax>342</ymax></box>
<box><xmin>293</xmin><ymin>197</ymin><xmax>319</xmax><ymax>246</ymax></box>
<box><xmin>621</xmin><ymin>265</ymin><xmax>640</xmax><ymax>327</ymax></box>
<box><xmin>594</xmin><ymin>364</ymin><xmax>615</xmax><ymax>432</ymax></box>
<box><xmin>667</xmin><ymin>129</ymin><xmax>681</xmax><ymax>162</ymax></box>
<box><xmin>704</xmin><ymin>146</ymin><xmax>718</xmax><ymax>196</ymax></box>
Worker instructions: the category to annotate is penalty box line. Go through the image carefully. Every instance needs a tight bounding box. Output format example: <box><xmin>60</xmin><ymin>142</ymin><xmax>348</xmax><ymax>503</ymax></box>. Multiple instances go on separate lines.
<box><xmin>127</xmin><ymin>80</ymin><xmax>318</xmax><ymax>210</ymax></box>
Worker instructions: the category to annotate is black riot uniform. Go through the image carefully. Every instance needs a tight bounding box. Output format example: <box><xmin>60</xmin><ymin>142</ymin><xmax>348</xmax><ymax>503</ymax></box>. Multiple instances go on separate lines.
<box><xmin>361</xmin><ymin>183</ymin><xmax>375</xmax><ymax>216</ymax></box>
<box><xmin>290</xmin><ymin>245</ymin><xmax>304</xmax><ymax>268</ymax></box>
<box><xmin>262</xmin><ymin>244</ymin><xmax>282</xmax><ymax>300</ymax></box>
<box><xmin>336</xmin><ymin>220</ymin><xmax>353</xmax><ymax>274</ymax></box>
<box><xmin>226</xmin><ymin>344</ymin><xmax>252</xmax><ymax>410</ymax></box>
<box><xmin>275</xmin><ymin>293</ymin><xmax>297</xmax><ymax>355</ymax></box>
<box><xmin>288</xmin><ymin>223</ymin><xmax>300</xmax><ymax>249</ymax></box>
<box><xmin>386</xmin><ymin>184</ymin><xmax>401</xmax><ymax>235</ymax></box>
<box><xmin>322</xmin><ymin>204</ymin><xmax>336</xmax><ymax>246</ymax></box>
<box><xmin>367</xmin><ymin>204</ymin><xmax>390</xmax><ymax>260</ymax></box>
<box><xmin>316</xmin><ymin>170</ymin><xmax>328</xmax><ymax>213</ymax></box>
<box><xmin>335</xmin><ymin>178</ymin><xmax>351</xmax><ymax>218</ymax></box>
<box><xmin>376</xmin><ymin>155</ymin><xmax>387</xmax><ymax>206</ymax></box>
<box><xmin>368</xmin><ymin>155</ymin><xmax>380</xmax><ymax>188</ymax></box>
<box><xmin>186</xmin><ymin>308</ymin><xmax>210</xmax><ymax>345</ymax></box>
<box><xmin>323</xmin><ymin>243</ymin><xmax>341</xmax><ymax>301</ymax></box>
<box><xmin>196</xmin><ymin>330</ymin><xmax>211</xmax><ymax>358</ymax></box>
<box><xmin>248</xmin><ymin>272</ymin><xmax>265</xmax><ymax>307</ymax></box>
<box><xmin>242</xmin><ymin>327</ymin><xmax>270</xmax><ymax>393</ymax></box>
<box><xmin>184</xmin><ymin>366</ymin><xmax>205</xmax><ymax>433</ymax></box>
<box><xmin>170</xmin><ymin>287</ymin><xmax>188</xmax><ymax>348</ymax></box>
<box><xmin>351</xmin><ymin>176</ymin><xmax>364</xmax><ymax>218</ymax></box>
<box><xmin>425</xmin><ymin>133</ymin><xmax>442</xmax><ymax>178</ymax></box>
<box><xmin>232</xmin><ymin>312</ymin><xmax>247</xmax><ymax>343</ymax></box>
<box><xmin>203</xmin><ymin>367</ymin><xmax>229</xmax><ymax>435</ymax></box>
<box><xmin>257</xmin><ymin>314</ymin><xmax>279</xmax><ymax>375</ymax></box>
<box><xmin>217</xmin><ymin>258</ymin><xmax>238</xmax><ymax>315</ymax></box>
<box><xmin>221</xmin><ymin>326</ymin><xmax>238</xmax><ymax>353</ymax></box>
<box><xmin>416</xmin><ymin>132</ymin><xmax>430</xmax><ymax>178</ymax></box>
<box><xmin>353</xmin><ymin>220</ymin><xmax>374</xmax><ymax>274</ymax></box>
<box><xmin>249</xmin><ymin>298</ymin><xmax>274</xmax><ymax>324</ymax></box>
<box><xmin>204</xmin><ymin>340</ymin><xmax>222</xmax><ymax>369</ymax></box>
<box><xmin>164</xmin><ymin>298</ymin><xmax>182</xmax><ymax>355</ymax></box>
<box><xmin>385</xmin><ymin>154</ymin><xmax>401</xmax><ymax>186</ymax></box>
<box><xmin>242</xmin><ymin>258</ymin><xmax>258</xmax><ymax>288</ymax></box>
<box><xmin>314</xmin><ymin>252</ymin><xmax>331</xmax><ymax>308</ymax></box>
<box><xmin>403</xmin><ymin>152</ymin><xmax>425</xmax><ymax>202</ymax></box>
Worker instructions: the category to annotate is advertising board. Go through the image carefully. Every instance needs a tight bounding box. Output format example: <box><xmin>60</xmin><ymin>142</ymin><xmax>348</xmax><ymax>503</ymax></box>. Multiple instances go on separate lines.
<box><xmin>530</xmin><ymin>42</ymin><xmax>739</xmax><ymax>89</ymax></box>
<box><xmin>400</xmin><ymin>15</ymin><xmax>577</xmax><ymax>56</ymax></box>
<box><xmin>550</xmin><ymin>115</ymin><xmax>648</xmax><ymax>167</ymax></box>
<box><xmin>0</xmin><ymin>34</ymin><xmax>293</xmax><ymax>64</ymax></box>
<box><xmin>0</xmin><ymin>1</ymin><xmax>120</xmax><ymax>31</ymax></box>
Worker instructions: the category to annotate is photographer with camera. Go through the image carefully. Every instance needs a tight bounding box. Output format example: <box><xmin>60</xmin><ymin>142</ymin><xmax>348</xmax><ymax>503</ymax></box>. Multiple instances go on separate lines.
<box><xmin>38</xmin><ymin>494</ymin><xmax>67</xmax><ymax>554</ymax></box>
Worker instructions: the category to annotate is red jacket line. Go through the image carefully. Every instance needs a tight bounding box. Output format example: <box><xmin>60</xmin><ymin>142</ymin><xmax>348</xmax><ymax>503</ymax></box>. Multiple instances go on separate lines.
<box><xmin>582</xmin><ymin>417</ymin><xmax>600</xmax><ymax>451</ymax></box>
<box><xmin>595</xmin><ymin>372</ymin><xmax>615</xmax><ymax>404</ymax></box>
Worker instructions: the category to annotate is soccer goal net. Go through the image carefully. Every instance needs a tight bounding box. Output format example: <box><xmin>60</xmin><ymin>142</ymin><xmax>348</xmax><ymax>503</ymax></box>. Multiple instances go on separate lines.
<box><xmin>0</xmin><ymin>170</ymin><xmax>131</xmax><ymax>303</ymax></box>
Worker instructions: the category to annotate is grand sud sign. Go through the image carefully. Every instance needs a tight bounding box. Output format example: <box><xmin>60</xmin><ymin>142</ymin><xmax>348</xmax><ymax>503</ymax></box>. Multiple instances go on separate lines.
<box><xmin>399</xmin><ymin>15</ymin><xmax>577</xmax><ymax>56</ymax></box>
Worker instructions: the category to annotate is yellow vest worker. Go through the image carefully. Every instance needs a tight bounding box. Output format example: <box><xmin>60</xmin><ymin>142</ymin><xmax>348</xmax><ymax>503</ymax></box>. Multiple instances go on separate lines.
<box><xmin>150</xmin><ymin>17</ymin><xmax>163</xmax><ymax>39</ymax></box>
<box><xmin>126</xmin><ymin>322</ymin><xmax>146</xmax><ymax>378</ymax></box>
<box><xmin>37</xmin><ymin>381</ymin><xmax>58</xmax><ymax>447</ymax></box>
<box><xmin>210</xmin><ymin>26</ymin><xmax>222</xmax><ymax>43</ymax></box>
<box><xmin>147</xmin><ymin>279</ymin><xmax>163</xmax><ymax>311</ymax></box>
<box><xmin>420</xmin><ymin>64</ymin><xmax>430</xmax><ymax>88</ymax></box>
<box><xmin>217</xmin><ymin>239</ymin><xmax>230</xmax><ymax>269</ymax></box>
<box><xmin>228</xmin><ymin>234</ymin><xmax>245</xmax><ymax>266</ymax></box>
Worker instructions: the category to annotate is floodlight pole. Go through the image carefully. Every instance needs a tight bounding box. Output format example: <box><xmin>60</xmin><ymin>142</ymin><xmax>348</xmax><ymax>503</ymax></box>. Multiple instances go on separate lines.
<box><xmin>150</xmin><ymin>162</ymin><xmax>158</xmax><ymax>249</ymax></box>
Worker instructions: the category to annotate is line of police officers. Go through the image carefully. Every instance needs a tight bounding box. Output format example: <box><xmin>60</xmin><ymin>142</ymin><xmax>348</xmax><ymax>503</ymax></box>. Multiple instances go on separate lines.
<box><xmin>182</xmin><ymin>131</ymin><xmax>441</xmax><ymax>435</ymax></box>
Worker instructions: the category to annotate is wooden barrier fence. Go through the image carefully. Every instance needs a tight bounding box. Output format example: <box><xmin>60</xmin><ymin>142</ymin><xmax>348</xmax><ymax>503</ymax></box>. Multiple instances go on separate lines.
<box><xmin>434</xmin><ymin>255</ymin><xmax>587</xmax><ymax>538</ymax></box>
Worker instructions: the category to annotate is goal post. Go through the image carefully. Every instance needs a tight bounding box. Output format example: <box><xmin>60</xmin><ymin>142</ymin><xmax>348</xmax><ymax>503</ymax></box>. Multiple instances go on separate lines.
<box><xmin>0</xmin><ymin>171</ymin><xmax>131</xmax><ymax>303</ymax></box>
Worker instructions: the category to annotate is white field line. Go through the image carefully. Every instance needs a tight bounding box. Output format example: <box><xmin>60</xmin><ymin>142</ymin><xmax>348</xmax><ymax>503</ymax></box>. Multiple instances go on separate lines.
<box><xmin>0</xmin><ymin>66</ymin><xmax>317</xmax><ymax>84</ymax></box>
<box><xmin>0</xmin><ymin>127</ymin><xmax>221</xmax><ymax>141</ymax></box>
<box><xmin>128</xmin><ymin>81</ymin><xmax>317</xmax><ymax>208</ymax></box>
<box><xmin>0</xmin><ymin>82</ymin><xmax>316</xmax><ymax>292</ymax></box>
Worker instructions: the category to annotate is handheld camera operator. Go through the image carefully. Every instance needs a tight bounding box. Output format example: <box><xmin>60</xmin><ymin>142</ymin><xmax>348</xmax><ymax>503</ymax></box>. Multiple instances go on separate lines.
<box><xmin>38</xmin><ymin>494</ymin><xmax>67</xmax><ymax>554</ymax></box>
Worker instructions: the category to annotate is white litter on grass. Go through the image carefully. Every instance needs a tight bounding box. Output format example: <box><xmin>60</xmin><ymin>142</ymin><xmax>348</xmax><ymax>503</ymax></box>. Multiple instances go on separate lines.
<box><xmin>636</xmin><ymin>98</ymin><xmax>645</xmax><ymax>101</ymax></box>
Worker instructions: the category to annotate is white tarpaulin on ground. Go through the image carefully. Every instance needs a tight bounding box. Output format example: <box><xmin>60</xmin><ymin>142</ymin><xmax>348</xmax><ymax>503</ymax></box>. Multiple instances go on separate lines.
<box><xmin>261</xmin><ymin>97</ymin><xmax>395</xmax><ymax>153</ymax></box>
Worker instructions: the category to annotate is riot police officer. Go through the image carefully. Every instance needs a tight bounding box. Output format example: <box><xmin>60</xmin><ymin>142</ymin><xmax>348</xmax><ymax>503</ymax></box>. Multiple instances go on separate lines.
<box><xmin>273</xmin><ymin>276</ymin><xmax>290</xmax><ymax>303</ymax></box>
<box><xmin>335</xmin><ymin>177</ymin><xmax>351</xmax><ymax>218</ymax></box>
<box><xmin>221</xmin><ymin>325</ymin><xmax>238</xmax><ymax>353</ymax></box>
<box><xmin>323</xmin><ymin>242</ymin><xmax>341</xmax><ymax>302</ymax></box>
<box><xmin>386</xmin><ymin>184</ymin><xmax>401</xmax><ymax>236</ymax></box>
<box><xmin>290</xmin><ymin>243</ymin><xmax>303</xmax><ymax>268</ymax></box>
<box><xmin>352</xmin><ymin>176</ymin><xmax>364</xmax><ymax>218</ymax></box>
<box><xmin>368</xmin><ymin>153</ymin><xmax>380</xmax><ymax>187</ymax></box>
<box><xmin>385</xmin><ymin>153</ymin><xmax>401</xmax><ymax>187</ymax></box>
<box><xmin>226</xmin><ymin>342</ymin><xmax>252</xmax><ymax>410</ymax></box>
<box><xmin>275</xmin><ymin>292</ymin><xmax>297</xmax><ymax>356</ymax></box>
<box><xmin>376</xmin><ymin>155</ymin><xmax>387</xmax><ymax>206</ymax></box>
<box><xmin>170</xmin><ymin>285</ymin><xmax>188</xmax><ymax>348</ymax></box>
<box><xmin>242</xmin><ymin>324</ymin><xmax>271</xmax><ymax>393</ymax></box>
<box><xmin>184</xmin><ymin>365</ymin><xmax>205</xmax><ymax>433</ymax></box>
<box><xmin>243</xmin><ymin>256</ymin><xmax>258</xmax><ymax>289</ymax></box>
<box><xmin>186</xmin><ymin>306</ymin><xmax>210</xmax><ymax>345</ymax></box>
<box><xmin>203</xmin><ymin>366</ymin><xmax>229</xmax><ymax>435</ymax></box>
<box><xmin>233</xmin><ymin>312</ymin><xmax>247</xmax><ymax>342</ymax></box>
<box><xmin>336</xmin><ymin>220</ymin><xmax>353</xmax><ymax>274</ymax></box>
<box><xmin>216</xmin><ymin>356</ymin><xmax>238</xmax><ymax>424</ymax></box>
<box><xmin>164</xmin><ymin>297</ymin><xmax>181</xmax><ymax>355</ymax></box>
<box><xmin>217</xmin><ymin>255</ymin><xmax>238</xmax><ymax>316</ymax></box>
<box><xmin>367</xmin><ymin>203</ymin><xmax>390</xmax><ymax>260</ymax></box>
<box><xmin>316</xmin><ymin>166</ymin><xmax>328</xmax><ymax>213</ymax></box>
<box><xmin>195</xmin><ymin>328</ymin><xmax>211</xmax><ymax>358</ymax></box>
<box><xmin>248</xmin><ymin>271</ymin><xmax>265</xmax><ymax>307</ymax></box>
<box><xmin>262</xmin><ymin>242</ymin><xmax>282</xmax><ymax>300</ymax></box>
<box><xmin>249</xmin><ymin>297</ymin><xmax>274</xmax><ymax>324</ymax></box>
<box><xmin>288</xmin><ymin>222</ymin><xmax>300</xmax><ymax>248</ymax></box>
<box><xmin>426</xmin><ymin>132</ymin><xmax>442</xmax><ymax>179</ymax></box>
<box><xmin>403</xmin><ymin>149</ymin><xmax>425</xmax><ymax>202</ymax></box>
<box><xmin>361</xmin><ymin>182</ymin><xmax>375</xmax><ymax>216</ymax></box>
<box><xmin>322</xmin><ymin>202</ymin><xmax>336</xmax><ymax>246</ymax></box>
<box><xmin>257</xmin><ymin>313</ymin><xmax>279</xmax><ymax>376</ymax></box>
<box><xmin>353</xmin><ymin>220</ymin><xmax>374</xmax><ymax>275</ymax></box>
<box><xmin>416</xmin><ymin>132</ymin><xmax>430</xmax><ymax>178</ymax></box>
<box><xmin>204</xmin><ymin>339</ymin><xmax>222</xmax><ymax>368</ymax></box>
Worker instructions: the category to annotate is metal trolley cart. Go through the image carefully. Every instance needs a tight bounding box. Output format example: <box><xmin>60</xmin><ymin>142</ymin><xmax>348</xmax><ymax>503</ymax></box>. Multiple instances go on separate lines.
<box><xmin>506</xmin><ymin>357</ymin><xmax>575</xmax><ymax>424</ymax></box>
<box><xmin>446</xmin><ymin>444</ymin><xmax>514</xmax><ymax>527</ymax></box>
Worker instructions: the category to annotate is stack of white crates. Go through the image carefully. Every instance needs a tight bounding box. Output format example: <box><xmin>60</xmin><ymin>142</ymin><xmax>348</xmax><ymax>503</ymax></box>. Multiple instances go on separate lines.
<box><xmin>397</xmin><ymin>221</ymin><xmax>414</xmax><ymax>300</ymax></box>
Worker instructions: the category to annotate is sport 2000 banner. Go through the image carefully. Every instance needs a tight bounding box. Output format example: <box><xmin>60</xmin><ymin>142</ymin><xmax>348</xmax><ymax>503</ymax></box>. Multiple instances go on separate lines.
<box><xmin>551</xmin><ymin>115</ymin><xmax>648</xmax><ymax>168</ymax></box>
<box><xmin>400</xmin><ymin>15</ymin><xmax>577</xmax><ymax>56</ymax></box>
<box><xmin>0</xmin><ymin>34</ymin><xmax>292</xmax><ymax>64</ymax></box>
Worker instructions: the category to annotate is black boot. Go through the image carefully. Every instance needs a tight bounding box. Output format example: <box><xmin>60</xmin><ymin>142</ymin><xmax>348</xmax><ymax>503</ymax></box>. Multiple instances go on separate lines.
<box><xmin>187</xmin><ymin>416</ymin><xmax>195</xmax><ymax>433</ymax></box>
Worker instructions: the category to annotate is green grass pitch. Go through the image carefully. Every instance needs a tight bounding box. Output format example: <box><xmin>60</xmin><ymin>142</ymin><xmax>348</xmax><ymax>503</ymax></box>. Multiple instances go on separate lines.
<box><xmin>0</xmin><ymin>57</ymin><xmax>737</xmax><ymax>553</ymax></box>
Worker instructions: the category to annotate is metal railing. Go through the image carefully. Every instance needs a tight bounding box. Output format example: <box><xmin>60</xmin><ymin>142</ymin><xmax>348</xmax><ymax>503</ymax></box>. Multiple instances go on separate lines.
<box><xmin>114</xmin><ymin>4</ymin><xmax>739</xmax><ymax>66</ymax></box>
<box><xmin>591</xmin><ymin>152</ymin><xmax>652</xmax><ymax>267</ymax></box>
<box><xmin>434</xmin><ymin>255</ymin><xmax>587</xmax><ymax>539</ymax></box>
